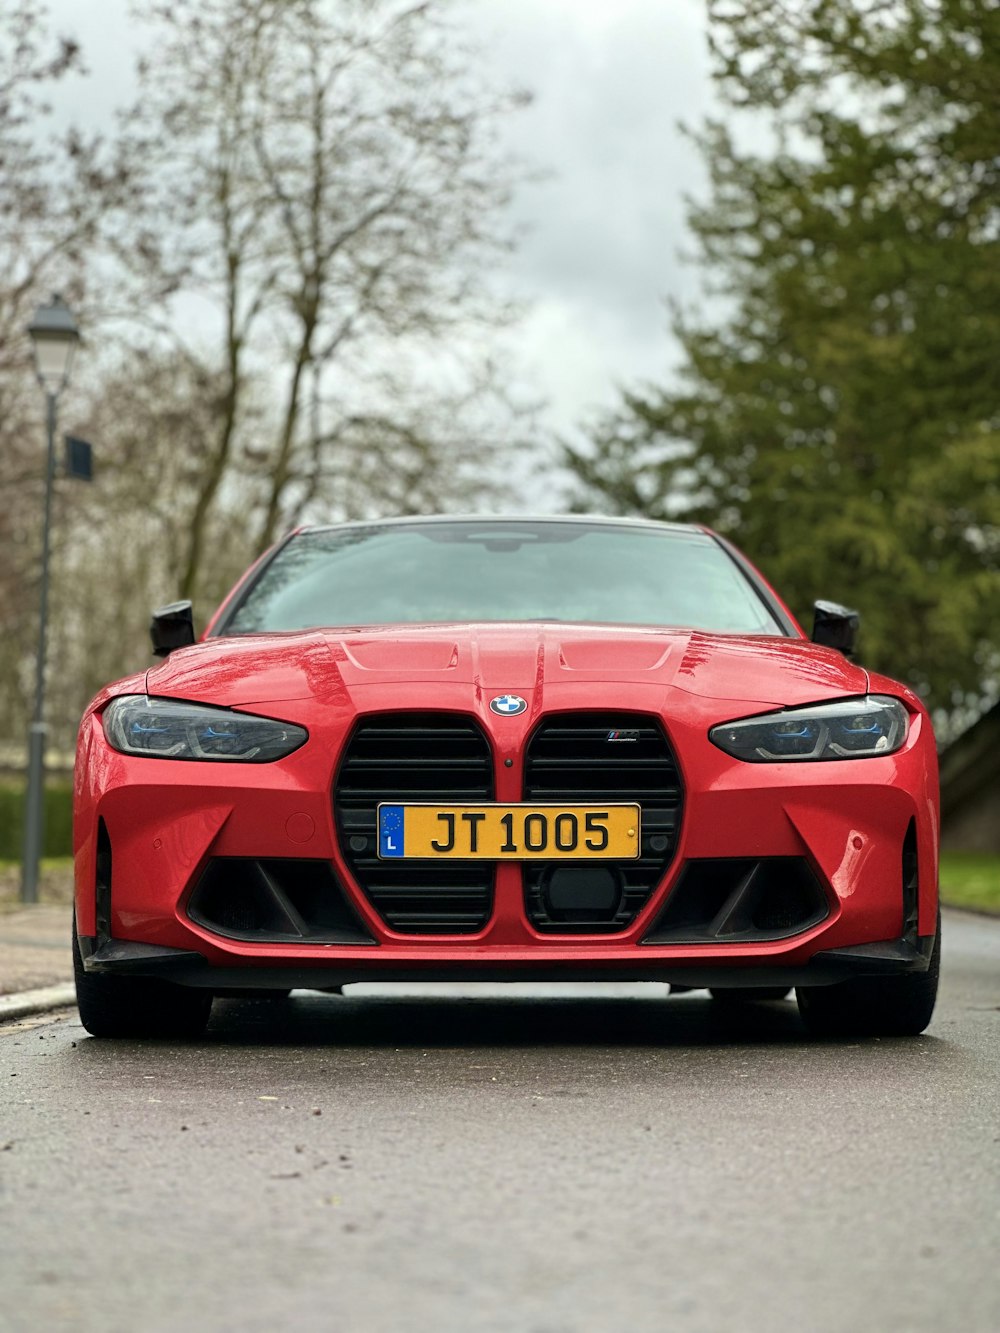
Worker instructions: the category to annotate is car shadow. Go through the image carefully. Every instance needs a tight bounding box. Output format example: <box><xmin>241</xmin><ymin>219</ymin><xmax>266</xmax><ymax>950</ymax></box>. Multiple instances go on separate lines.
<box><xmin>63</xmin><ymin>987</ymin><xmax>965</xmax><ymax>1105</ymax></box>
<box><xmin>192</xmin><ymin>985</ymin><xmax>933</xmax><ymax>1052</ymax></box>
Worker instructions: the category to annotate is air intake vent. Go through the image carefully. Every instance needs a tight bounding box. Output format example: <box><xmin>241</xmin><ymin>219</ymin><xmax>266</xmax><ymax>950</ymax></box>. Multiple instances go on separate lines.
<box><xmin>187</xmin><ymin>859</ymin><xmax>373</xmax><ymax>943</ymax></box>
<box><xmin>642</xmin><ymin>858</ymin><xmax>829</xmax><ymax>944</ymax></box>
<box><xmin>335</xmin><ymin>713</ymin><xmax>495</xmax><ymax>934</ymax></box>
<box><xmin>522</xmin><ymin>712</ymin><xmax>683</xmax><ymax>932</ymax></box>
<box><xmin>902</xmin><ymin>820</ymin><xmax>919</xmax><ymax>943</ymax></box>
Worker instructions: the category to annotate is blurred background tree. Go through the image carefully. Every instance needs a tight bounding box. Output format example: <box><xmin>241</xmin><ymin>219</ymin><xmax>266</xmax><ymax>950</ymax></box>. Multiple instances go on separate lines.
<box><xmin>102</xmin><ymin>0</ymin><xmax>533</xmax><ymax>607</ymax></box>
<box><xmin>566</xmin><ymin>0</ymin><xmax>1000</xmax><ymax>717</ymax></box>
<box><xmin>0</xmin><ymin>0</ymin><xmax>123</xmax><ymax>760</ymax></box>
<box><xmin>3</xmin><ymin>0</ymin><xmax>533</xmax><ymax>754</ymax></box>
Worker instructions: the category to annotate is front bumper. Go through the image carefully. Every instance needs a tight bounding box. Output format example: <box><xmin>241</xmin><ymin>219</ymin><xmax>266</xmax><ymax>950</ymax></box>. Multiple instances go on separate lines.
<box><xmin>74</xmin><ymin>697</ymin><xmax>939</xmax><ymax>982</ymax></box>
<box><xmin>78</xmin><ymin>930</ymin><xmax>936</xmax><ymax>991</ymax></box>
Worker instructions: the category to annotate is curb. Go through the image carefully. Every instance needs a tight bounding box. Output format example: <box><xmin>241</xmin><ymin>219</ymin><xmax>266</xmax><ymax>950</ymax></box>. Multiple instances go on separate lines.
<box><xmin>0</xmin><ymin>984</ymin><xmax>76</xmax><ymax>1022</ymax></box>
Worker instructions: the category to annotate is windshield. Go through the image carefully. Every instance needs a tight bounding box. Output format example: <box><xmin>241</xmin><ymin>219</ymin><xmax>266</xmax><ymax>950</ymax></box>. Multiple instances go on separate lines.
<box><xmin>222</xmin><ymin>522</ymin><xmax>784</xmax><ymax>635</ymax></box>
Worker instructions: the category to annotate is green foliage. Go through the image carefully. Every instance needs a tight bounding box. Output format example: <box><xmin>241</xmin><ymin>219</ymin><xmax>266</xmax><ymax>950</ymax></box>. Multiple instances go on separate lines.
<box><xmin>567</xmin><ymin>0</ymin><xmax>1000</xmax><ymax>711</ymax></box>
<box><xmin>0</xmin><ymin>783</ymin><xmax>73</xmax><ymax>860</ymax></box>
<box><xmin>939</xmin><ymin>852</ymin><xmax>1000</xmax><ymax>916</ymax></box>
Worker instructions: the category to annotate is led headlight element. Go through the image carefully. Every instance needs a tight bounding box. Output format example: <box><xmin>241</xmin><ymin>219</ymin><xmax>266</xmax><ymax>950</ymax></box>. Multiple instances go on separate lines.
<box><xmin>103</xmin><ymin>696</ymin><xmax>307</xmax><ymax>762</ymax></box>
<box><xmin>710</xmin><ymin>695</ymin><xmax>909</xmax><ymax>763</ymax></box>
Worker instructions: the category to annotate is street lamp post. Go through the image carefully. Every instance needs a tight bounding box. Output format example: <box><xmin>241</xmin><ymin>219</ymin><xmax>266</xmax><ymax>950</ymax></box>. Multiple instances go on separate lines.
<box><xmin>22</xmin><ymin>295</ymin><xmax>79</xmax><ymax>905</ymax></box>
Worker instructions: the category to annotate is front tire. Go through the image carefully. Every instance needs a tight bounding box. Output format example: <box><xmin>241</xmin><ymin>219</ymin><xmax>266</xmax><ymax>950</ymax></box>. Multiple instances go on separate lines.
<box><xmin>73</xmin><ymin>915</ymin><xmax>213</xmax><ymax>1039</ymax></box>
<box><xmin>796</xmin><ymin>914</ymin><xmax>940</xmax><ymax>1038</ymax></box>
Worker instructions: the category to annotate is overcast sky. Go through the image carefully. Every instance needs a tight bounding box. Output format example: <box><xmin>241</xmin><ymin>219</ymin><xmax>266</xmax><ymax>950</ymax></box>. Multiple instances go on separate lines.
<box><xmin>46</xmin><ymin>0</ymin><xmax>714</xmax><ymax>439</ymax></box>
<box><xmin>461</xmin><ymin>0</ymin><xmax>714</xmax><ymax>435</ymax></box>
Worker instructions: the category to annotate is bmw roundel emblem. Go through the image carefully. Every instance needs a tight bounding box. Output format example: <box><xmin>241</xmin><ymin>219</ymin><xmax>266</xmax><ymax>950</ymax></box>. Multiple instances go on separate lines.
<box><xmin>490</xmin><ymin>694</ymin><xmax>528</xmax><ymax>716</ymax></box>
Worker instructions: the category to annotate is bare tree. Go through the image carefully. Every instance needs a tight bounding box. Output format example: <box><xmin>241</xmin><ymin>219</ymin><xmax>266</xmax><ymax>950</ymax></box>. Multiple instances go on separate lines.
<box><xmin>109</xmin><ymin>0</ymin><xmax>530</xmax><ymax>602</ymax></box>
<box><xmin>0</xmin><ymin>0</ymin><xmax>119</xmax><ymax>750</ymax></box>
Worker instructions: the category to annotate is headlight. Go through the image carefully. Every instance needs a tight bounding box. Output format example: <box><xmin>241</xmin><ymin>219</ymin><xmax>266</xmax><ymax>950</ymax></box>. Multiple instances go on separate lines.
<box><xmin>102</xmin><ymin>696</ymin><xmax>307</xmax><ymax>762</ymax></box>
<box><xmin>709</xmin><ymin>695</ymin><xmax>909</xmax><ymax>762</ymax></box>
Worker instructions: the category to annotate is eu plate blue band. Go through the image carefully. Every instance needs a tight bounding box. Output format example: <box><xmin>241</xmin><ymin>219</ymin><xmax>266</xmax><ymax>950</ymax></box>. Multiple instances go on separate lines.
<box><xmin>379</xmin><ymin>805</ymin><xmax>405</xmax><ymax>858</ymax></box>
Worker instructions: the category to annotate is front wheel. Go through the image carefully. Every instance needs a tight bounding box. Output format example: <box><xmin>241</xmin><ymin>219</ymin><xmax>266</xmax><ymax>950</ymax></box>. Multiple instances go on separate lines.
<box><xmin>73</xmin><ymin>915</ymin><xmax>213</xmax><ymax>1039</ymax></box>
<box><xmin>796</xmin><ymin>915</ymin><xmax>940</xmax><ymax>1038</ymax></box>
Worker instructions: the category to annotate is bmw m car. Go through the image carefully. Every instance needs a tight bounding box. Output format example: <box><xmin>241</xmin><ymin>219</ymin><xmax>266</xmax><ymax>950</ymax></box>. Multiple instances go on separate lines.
<box><xmin>73</xmin><ymin>516</ymin><xmax>940</xmax><ymax>1039</ymax></box>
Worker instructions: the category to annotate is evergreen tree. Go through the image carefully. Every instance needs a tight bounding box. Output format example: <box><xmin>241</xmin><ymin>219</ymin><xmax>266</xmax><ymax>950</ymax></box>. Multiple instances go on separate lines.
<box><xmin>567</xmin><ymin>0</ymin><xmax>1000</xmax><ymax>710</ymax></box>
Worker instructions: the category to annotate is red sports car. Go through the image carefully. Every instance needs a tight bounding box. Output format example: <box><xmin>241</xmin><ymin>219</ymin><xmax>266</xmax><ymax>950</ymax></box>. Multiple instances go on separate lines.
<box><xmin>73</xmin><ymin>516</ymin><xmax>940</xmax><ymax>1038</ymax></box>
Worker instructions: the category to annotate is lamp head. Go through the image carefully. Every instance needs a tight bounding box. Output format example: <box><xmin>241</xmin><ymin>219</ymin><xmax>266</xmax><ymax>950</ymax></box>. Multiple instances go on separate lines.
<box><xmin>28</xmin><ymin>294</ymin><xmax>80</xmax><ymax>393</ymax></box>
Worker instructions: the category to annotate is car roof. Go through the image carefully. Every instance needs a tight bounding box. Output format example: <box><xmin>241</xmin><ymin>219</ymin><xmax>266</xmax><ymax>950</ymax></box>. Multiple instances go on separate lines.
<box><xmin>294</xmin><ymin>514</ymin><xmax>710</xmax><ymax>538</ymax></box>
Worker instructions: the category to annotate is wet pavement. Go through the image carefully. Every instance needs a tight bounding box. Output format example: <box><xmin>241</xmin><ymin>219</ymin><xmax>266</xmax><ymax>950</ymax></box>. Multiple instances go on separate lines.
<box><xmin>0</xmin><ymin>911</ymin><xmax>998</xmax><ymax>1332</ymax></box>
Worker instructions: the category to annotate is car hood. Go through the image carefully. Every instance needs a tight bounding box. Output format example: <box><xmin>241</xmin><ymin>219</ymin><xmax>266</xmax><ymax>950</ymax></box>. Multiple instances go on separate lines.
<box><xmin>143</xmin><ymin>623</ymin><xmax>870</xmax><ymax>711</ymax></box>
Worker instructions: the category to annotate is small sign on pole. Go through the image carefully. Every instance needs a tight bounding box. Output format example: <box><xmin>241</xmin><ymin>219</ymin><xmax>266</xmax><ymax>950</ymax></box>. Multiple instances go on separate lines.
<box><xmin>64</xmin><ymin>435</ymin><xmax>94</xmax><ymax>482</ymax></box>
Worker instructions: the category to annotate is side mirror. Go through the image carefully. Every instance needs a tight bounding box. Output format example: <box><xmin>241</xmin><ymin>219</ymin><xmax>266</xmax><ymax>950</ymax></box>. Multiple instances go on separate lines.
<box><xmin>811</xmin><ymin>600</ymin><xmax>860</xmax><ymax>657</ymax></box>
<box><xmin>150</xmin><ymin>600</ymin><xmax>196</xmax><ymax>657</ymax></box>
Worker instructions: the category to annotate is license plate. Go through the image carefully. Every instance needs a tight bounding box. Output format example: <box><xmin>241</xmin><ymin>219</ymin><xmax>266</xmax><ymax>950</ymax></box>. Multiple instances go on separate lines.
<box><xmin>377</xmin><ymin>804</ymin><xmax>640</xmax><ymax>860</ymax></box>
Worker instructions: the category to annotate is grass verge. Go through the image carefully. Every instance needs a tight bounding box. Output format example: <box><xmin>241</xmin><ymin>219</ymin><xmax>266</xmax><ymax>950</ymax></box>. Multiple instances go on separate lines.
<box><xmin>0</xmin><ymin>858</ymin><xmax>74</xmax><ymax>912</ymax></box>
<box><xmin>939</xmin><ymin>852</ymin><xmax>1000</xmax><ymax>916</ymax></box>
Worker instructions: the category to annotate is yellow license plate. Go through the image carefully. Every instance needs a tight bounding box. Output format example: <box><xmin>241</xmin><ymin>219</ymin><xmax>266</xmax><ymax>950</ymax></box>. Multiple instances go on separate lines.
<box><xmin>377</xmin><ymin>804</ymin><xmax>640</xmax><ymax>860</ymax></box>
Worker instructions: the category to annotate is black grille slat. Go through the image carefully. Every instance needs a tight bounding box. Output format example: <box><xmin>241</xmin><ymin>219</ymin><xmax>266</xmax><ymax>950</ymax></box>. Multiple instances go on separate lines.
<box><xmin>335</xmin><ymin>713</ymin><xmax>495</xmax><ymax>934</ymax></box>
<box><xmin>523</xmin><ymin>711</ymin><xmax>683</xmax><ymax>933</ymax></box>
<box><xmin>338</xmin><ymin>783</ymin><xmax>490</xmax><ymax>794</ymax></box>
<box><xmin>384</xmin><ymin>911</ymin><xmax>485</xmax><ymax>922</ymax></box>
<box><xmin>346</xmin><ymin>760</ymin><xmax>484</xmax><ymax>771</ymax></box>
<box><xmin>528</xmin><ymin>762</ymin><xmax>677</xmax><ymax>773</ymax></box>
<box><xmin>525</xmin><ymin>786</ymin><xmax>680</xmax><ymax>800</ymax></box>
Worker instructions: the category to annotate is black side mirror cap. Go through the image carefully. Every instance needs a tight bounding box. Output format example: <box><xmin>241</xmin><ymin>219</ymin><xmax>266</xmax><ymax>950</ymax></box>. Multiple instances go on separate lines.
<box><xmin>811</xmin><ymin>600</ymin><xmax>860</xmax><ymax>657</ymax></box>
<box><xmin>150</xmin><ymin>600</ymin><xmax>196</xmax><ymax>657</ymax></box>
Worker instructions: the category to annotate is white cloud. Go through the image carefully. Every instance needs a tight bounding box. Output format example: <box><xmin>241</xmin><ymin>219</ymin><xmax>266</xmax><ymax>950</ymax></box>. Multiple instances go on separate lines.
<box><xmin>461</xmin><ymin>0</ymin><xmax>713</xmax><ymax>427</ymax></box>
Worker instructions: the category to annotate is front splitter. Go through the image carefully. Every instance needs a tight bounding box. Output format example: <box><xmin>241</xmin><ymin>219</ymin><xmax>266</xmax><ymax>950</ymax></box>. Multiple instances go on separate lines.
<box><xmin>78</xmin><ymin>932</ymin><xmax>935</xmax><ymax>991</ymax></box>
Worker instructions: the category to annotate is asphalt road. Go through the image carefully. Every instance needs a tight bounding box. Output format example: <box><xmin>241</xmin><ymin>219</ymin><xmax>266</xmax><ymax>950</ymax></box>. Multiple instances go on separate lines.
<box><xmin>1</xmin><ymin>909</ymin><xmax>998</xmax><ymax>1333</ymax></box>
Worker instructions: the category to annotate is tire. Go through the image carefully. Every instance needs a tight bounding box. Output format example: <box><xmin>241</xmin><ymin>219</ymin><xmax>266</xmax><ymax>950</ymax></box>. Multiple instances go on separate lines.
<box><xmin>73</xmin><ymin>914</ymin><xmax>213</xmax><ymax>1039</ymax></box>
<box><xmin>213</xmin><ymin>988</ymin><xmax>293</xmax><ymax>1000</ymax></box>
<box><xmin>796</xmin><ymin>913</ymin><xmax>941</xmax><ymax>1039</ymax></box>
<box><xmin>709</xmin><ymin>986</ymin><xmax>792</xmax><ymax>1003</ymax></box>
